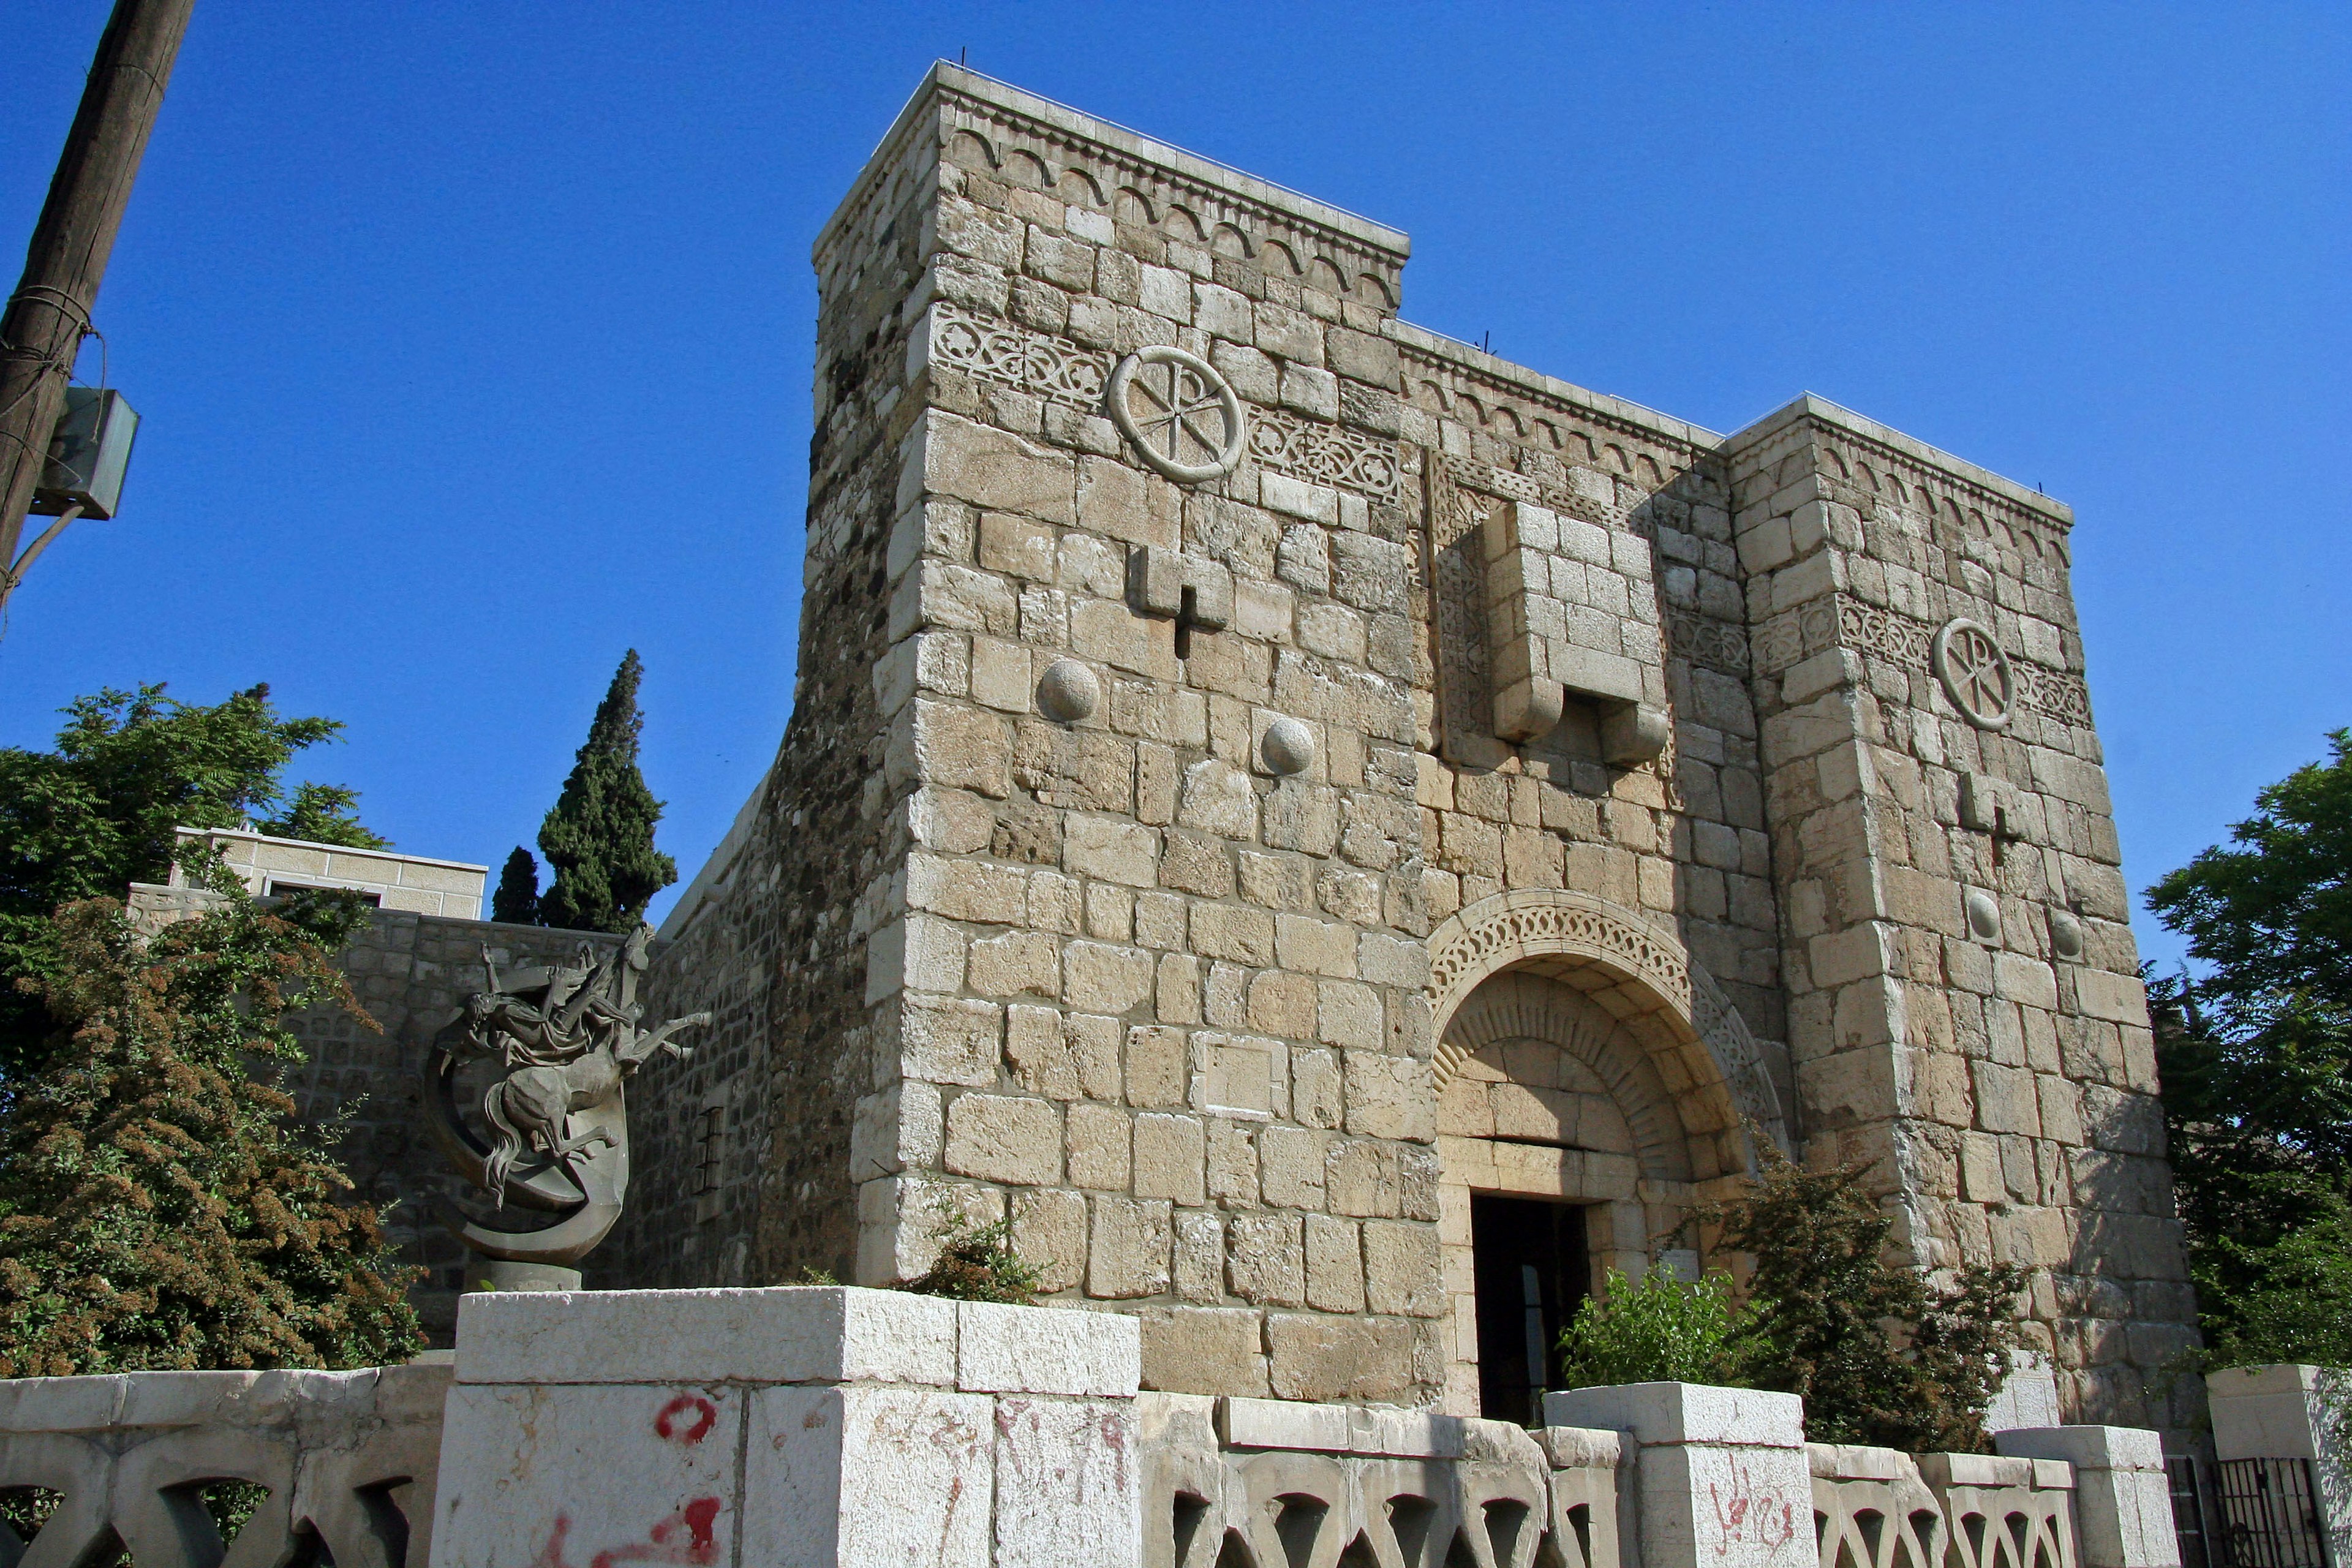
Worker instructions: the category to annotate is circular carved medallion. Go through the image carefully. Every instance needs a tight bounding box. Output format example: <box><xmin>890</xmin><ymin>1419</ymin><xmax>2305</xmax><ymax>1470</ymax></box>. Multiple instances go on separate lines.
<box><xmin>1932</xmin><ymin>618</ymin><xmax>2014</xmax><ymax>731</ymax></box>
<box><xmin>1106</xmin><ymin>346</ymin><xmax>1246</xmax><ymax>483</ymax></box>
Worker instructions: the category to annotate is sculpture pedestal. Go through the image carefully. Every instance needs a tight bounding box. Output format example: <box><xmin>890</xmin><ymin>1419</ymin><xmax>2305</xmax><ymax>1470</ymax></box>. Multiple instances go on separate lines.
<box><xmin>464</xmin><ymin>1259</ymin><xmax>581</xmax><ymax>1293</ymax></box>
<box><xmin>429</xmin><ymin>1286</ymin><xmax>1142</xmax><ymax>1568</ymax></box>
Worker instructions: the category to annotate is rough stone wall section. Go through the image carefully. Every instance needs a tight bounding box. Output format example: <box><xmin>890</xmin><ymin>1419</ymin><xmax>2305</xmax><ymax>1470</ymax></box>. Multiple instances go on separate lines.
<box><xmin>1728</xmin><ymin>396</ymin><xmax>2195</xmax><ymax>1433</ymax></box>
<box><xmin>612</xmin><ymin>74</ymin><xmax>951</xmax><ymax>1294</ymax></box>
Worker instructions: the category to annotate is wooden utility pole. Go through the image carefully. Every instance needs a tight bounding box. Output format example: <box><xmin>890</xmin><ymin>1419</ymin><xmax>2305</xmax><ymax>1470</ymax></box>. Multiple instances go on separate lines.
<box><xmin>0</xmin><ymin>0</ymin><xmax>194</xmax><ymax>591</ymax></box>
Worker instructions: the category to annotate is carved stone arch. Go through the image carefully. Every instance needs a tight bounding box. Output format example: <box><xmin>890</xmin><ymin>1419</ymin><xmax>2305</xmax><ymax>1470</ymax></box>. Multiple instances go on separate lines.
<box><xmin>1427</xmin><ymin>889</ymin><xmax>1789</xmax><ymax>1164</ymax></box>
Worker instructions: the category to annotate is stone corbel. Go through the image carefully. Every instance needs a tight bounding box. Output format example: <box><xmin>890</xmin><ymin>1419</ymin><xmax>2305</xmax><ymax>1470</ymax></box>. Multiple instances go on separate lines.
<box><xmin>1482</xmin><ymin>501</ymin><xmax>1659</xmax><ymax>761</ymax></box>
<box><xmin>1600</xmin><ymin>701</ymin><xmax>1670</xmax><ymax>767</ymax></box>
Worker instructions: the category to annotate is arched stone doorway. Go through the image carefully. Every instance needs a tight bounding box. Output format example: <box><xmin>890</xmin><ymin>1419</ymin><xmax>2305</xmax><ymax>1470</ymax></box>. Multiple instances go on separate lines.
<box><xmin>1424</xmin><ymin>890</ymin><xmax>1788</xmax><ymax>1417</ymax></box>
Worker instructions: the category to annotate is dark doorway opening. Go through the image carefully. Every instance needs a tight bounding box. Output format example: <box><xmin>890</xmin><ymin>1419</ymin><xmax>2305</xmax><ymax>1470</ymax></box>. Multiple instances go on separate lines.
<box><xmin>1471</xmin><ymin>1194</ymin><xmax>1591</xmax><ymax>1425</ymax></box>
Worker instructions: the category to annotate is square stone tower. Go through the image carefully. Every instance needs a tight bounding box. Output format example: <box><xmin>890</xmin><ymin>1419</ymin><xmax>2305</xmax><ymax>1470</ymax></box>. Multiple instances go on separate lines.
<box><xmin>621</xmin><ymin>64</ymin><xmax>2195</xmax><ymax>1439</ymax></box>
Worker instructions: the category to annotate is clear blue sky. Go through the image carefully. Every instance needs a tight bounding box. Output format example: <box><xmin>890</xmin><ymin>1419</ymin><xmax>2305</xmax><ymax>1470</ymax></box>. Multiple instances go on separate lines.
<box><xmin>1</xmin><ymin>4</ymin><xmax>2344</xmax><ymax>971</ymax></box>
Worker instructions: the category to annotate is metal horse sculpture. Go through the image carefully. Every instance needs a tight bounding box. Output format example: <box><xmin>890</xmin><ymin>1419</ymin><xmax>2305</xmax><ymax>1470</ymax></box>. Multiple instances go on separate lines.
<box><xmin>422</xmin><ymin>923</ymin><xmax>706</xmax><ymax>1270</ymax></box>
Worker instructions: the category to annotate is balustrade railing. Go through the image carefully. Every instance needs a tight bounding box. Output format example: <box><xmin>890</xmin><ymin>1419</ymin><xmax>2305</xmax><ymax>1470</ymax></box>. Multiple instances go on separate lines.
<box><xmin>0</xmin><ymin>1355</ymin><xmax>2131</xmax><ymax>1568</ymax></box>
<box><xmin>1811</xmin><ymin>1444</ymin><xmax>2080</xmax><ymax>1568</ymax></box>
<box><xmin>0</xmin><ymin>1364</ymin><xmax>448</xmax><ymax>1568</ymax></box>
<box><xmin>1140</xmin><ymin>1394</ymin><xmax>1620</xmax><ymax>1568</ymax></box>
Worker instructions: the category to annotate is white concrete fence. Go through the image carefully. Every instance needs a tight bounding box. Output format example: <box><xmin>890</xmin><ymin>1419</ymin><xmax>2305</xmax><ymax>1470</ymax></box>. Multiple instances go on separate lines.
<box><xmin>0</xmin><ymin>1289</ymin><xmax>2182</xmax><ymax>1568</ymax></box>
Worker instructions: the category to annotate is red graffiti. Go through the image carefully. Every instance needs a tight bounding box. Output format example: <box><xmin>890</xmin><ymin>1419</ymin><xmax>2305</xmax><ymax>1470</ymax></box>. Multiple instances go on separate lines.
<box><xmin>533</xmin><ymin>1499</ymin><xmax>723</xmax><ymax>1568</ymax></box>
<box><xmin>590</xmin><ymin>1498</ymin><xmax>723</xmax><ymax>1568</ymax></box>
<box><xmin>654</xmin><ymin>1395</ymin><xmax>718</xmax><ymax>1445</ymax></box>
<box><xmin>1707</xmin><ymin>1459</ymin><xmax>1798</xmax><ymax>1556</ymax></box>
<box><xmin>533</xmin><ymin>1515</ymin><xmax>575</xmax><ymax>1568</ymax></box>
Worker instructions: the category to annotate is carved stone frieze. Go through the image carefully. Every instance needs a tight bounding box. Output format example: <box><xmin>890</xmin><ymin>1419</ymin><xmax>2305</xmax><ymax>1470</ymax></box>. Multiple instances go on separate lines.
<box><xmin>1665</xmin><ymin>611</ymin><xmax>1751</xmax><ymax>676</ymax></box>
<box><xmin>930</xmin><ymin>306</ymin><xmax>1110</xmax><ymax>409</ymax></box>
<box><xmin>1753</xmin><ymin>592</ymin><xmax>2091</xmax><ymax>728</ymax></box>
<box><xmin>1246</xmin><ymin>407</ymin><xmax>1401</xmax><ymax>499</ymax></box>
<box><xmin>1425</xmin><ymin>889</ymin><xmax>1788</xmax><ymax>1157</ymax></box>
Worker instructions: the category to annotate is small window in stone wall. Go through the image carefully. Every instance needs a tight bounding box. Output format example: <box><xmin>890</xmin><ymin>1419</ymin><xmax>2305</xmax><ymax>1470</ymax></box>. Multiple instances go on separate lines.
<box><xmin>692</xmin><ymin>1101</ymin><xmax>725</xmax><ymax>1223</ymax></box>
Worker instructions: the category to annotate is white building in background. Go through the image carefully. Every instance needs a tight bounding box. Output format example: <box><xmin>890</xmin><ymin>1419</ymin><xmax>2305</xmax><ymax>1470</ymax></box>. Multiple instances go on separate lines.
<box><xmin>163</xmin><ymin>825</ymin><xmax>488</xmax><ymax>920</ymax></box>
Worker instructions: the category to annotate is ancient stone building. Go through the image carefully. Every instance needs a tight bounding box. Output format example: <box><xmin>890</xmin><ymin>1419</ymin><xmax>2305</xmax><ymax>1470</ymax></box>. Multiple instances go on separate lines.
<box><xmin>614</xmin><ymin>63</ymin><xmax>2195</xmax><ymax>1441</ymax></box>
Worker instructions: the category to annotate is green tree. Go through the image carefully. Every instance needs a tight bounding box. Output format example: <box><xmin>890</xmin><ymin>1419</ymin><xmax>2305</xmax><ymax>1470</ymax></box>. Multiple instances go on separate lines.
<box><xmin>254</xmin><ymin>783</ymin><xmax>390</xmax><ymax>850</ymax></box>
<box><xmin>536</xmin><ymin>651</ymin><xmax>676</xmax><ymax>933</ymax></box>
<box><xmin>1708</xmin><ymin>1150</ymin><xmax>2027</xmax><ymax>1452</ymax></box>
<box><xmin>0</xmin><ymin>684</ymin><xmax>383</xmax><ymax>1082</ymax></box>
<box><xmin>2147</xmin><ymin>729</ymin><xmax>2352</xmax><ymax>1368</ymax></box>
<box><xmin>0</xmin><ymin>866</ymin><xmax>421</xmax><ymax>1374</ymax></box>
<box><xmin>1557</xmin><ymin>1266</ymin><xmax>1747</xmax><ymax>1389</ymax></box>
<box><xmin>491</xmin><ymin>847</ymin><xmax>543</xmax><ymax>925</ymax></box>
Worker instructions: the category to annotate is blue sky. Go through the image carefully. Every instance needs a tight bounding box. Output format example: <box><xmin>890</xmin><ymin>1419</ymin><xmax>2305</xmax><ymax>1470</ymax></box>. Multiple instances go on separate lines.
<box><xmin>1</xmin><ymin>3</ymin><xmax>2343</xmax><ymax>971</ymax></box>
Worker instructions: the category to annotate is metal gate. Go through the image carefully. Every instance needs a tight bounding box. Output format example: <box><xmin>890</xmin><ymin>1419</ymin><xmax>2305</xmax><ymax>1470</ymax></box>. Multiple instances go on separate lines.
<box><xmin>2216</xmin><ymin>1458</ymin><xmax>2328</xmax><ymax>1568</ymax></box>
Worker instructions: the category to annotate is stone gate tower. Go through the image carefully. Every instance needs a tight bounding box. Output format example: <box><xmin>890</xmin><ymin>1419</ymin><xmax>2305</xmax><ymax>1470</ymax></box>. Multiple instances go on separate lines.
<box><xmin>617</xmin><ymin>64</ymin><xmax>2196</xmax><ymax>1442</ymax></box>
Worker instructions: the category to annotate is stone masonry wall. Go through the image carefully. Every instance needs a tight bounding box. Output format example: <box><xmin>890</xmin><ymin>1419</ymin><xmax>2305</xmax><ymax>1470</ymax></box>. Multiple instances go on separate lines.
<box><xmin>1728</xmin><ymin>399</ymin><xmax>2195</xmax><ymax>1433</ymax></box>
<box><xmin>608</xmin><ymin>102</ymin><xmax>936</xmax><ymax>1294</ymax></box>
<box><xmin>616</xmin><ymin>64</ymin><xmax>2196</xmax><ymax>1434</ymax></box>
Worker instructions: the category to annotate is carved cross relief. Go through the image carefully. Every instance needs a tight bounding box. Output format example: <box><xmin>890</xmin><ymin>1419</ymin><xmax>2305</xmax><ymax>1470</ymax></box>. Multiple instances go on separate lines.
<box><xmin>1127</xmin><ymin>544</ymin><xmax>1232</xmax><ymax>660</ymax></box>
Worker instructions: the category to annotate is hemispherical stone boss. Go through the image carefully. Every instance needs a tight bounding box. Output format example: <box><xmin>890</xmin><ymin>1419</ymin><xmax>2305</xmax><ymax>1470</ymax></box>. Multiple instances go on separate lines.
<box><xmin>1260</xmin><ymin>716</ymin><xmax>1316</xmax><ymax>777</ymax></box>
<box><xmin>2048</xmin><ymin>908</ymin><xmax>2086</xmax><ymax>962</ymax></box>
<box><xmin>1035</xmin><ymin>658</ymin><xmax>1099</xmax><ymax>724</ymax></box>
<box><xmin>1964</xmin><ymin>887</ymin><xmax>2003</xmax><ymax>944</ymax></box>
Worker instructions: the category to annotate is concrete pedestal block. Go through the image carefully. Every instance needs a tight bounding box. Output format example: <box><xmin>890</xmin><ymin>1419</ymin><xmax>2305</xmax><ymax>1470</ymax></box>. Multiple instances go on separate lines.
<box><xmin>428</xmin><ymin>1286</ymin><xmax>1140</xmax><ymax>1568</ymax></box>
<box><xmin>1996</xmin><ymin>1427</ymin><xmax>2179</xmax><ymax>1568</ymax></box>
<box><xmin>1545</xmin><ymin>1384</ymin><xmax>1811</xmax><ymax>1568</ymax></box>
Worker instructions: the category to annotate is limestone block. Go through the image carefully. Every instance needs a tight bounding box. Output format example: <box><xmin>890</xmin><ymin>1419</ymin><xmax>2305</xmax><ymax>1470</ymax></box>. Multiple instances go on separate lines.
<box><xmin>2075</xmin><ymin>969</ymin><xmax>2150</xmax><ymax>1027</ymax></box>
<box><xmin>742</xmin><ymin>1385</ymin><xmax>994</xmax><ymax>1568</ymax></box>
<box><xmin>1264</xmin><ymin>1314</ymin><xmax>1415</xmax><ymax>1403</ymax></box>
<box><xmin>900</xmin><ymin>993</ymin><xmax>1003</xmax><ymax>1088</ymax></box>
<box><xmin>1139</xmin><ymin>1306</ymin><xmax>1268</xmax><ymax>1396</ymax></box>
<box><xmin>1544</xmin><ymin>1384</ymin><xmax>1811</xmax><ymax>1568</ymax></box>
<box><xmin>992</xmin><ymin>1395</ymin><xmax>1143</xmax><ymax>1568</ymax></box>
<box><xmin>1362</xmin><ymin>1220</ymin><xmax>1443</xmax><ymax>1317</ymax></box>
<box><xmin>1191</xmin><ymin>904</ymin><xmax>1276</xmax><ymax>966</ymax></box>
<box><xmin>1344</xmin><ymin>1050</ymin><xmax>1436</xmax><ymax>1141</ymax></box>
<box><xmin>1995</xmin><ymin>1427</ymin><xmax>2178</xmax><ymax>1568</ymax></box>
<box><xmin>452</xmin><ymin>1286</ymin><xmax>959</xmax><ymax>1388</ymax></box>
<box><xmin>1089</xmin><ymin>1196</ymin><xmax>1173</xmax><ymax>1298</ymax></box>
<box><xmin>955</xmin><ymin>1301</ymin><xmax>1140</xmax><ymax>1396</ymax></box>
<box><xmin>1066</xmin><ymin>814</ymin><xmax>1163</xmax><ymax>888</ymax></box>
<box><xmin>914</xmin><ymin>413</ymin><xmax>1075</xmax><ymax>525</ymax></box>
<box><xmin>968</xmin><ymin>929</ymin><xmax>1060</xmax><ymax>998</ymax></box>
<box><xmin>1227</xmin><ymin>1212</ymin><xmax>1306</xmax><ymax>1305</ymax></box>
<box><xmin>1065</xmin><ymin>940</ymin><xmax>1155</xmax><ymax>1014</ymax></box>
<box><xmin>1127</xmin><ymin>1025</ymin><xmax>1189</xmax><ymax>1107</ymax></box>
<box><xmin>1305</xmin><ymin>1215</ymin><xmax>1365</xmax><ymax>1311</ymax></box>
<box><xmin>1134</xmin><ymin>1113</ymin><xmax>1208</xmax><ymax>1204</ymax></box>
<box><xmin>979</xmin><ymin>511</ymin><xmax>1057</xmax><ymax>581</ymax></box>
<box><xmin>1275</xmin><ymin>913</ymin><xmax>1358</xmax><ymax>978</ymax></box>
<box><xmin>945</xmin><ymin>1093</ymin><xmax>1063</xmax><ymax>1186</ymax></box>
<box><xmin>1178</xmin><ymin>758</ymin><xmax>1258</xmax><ymax>839</ymax></box>
<box><xmin>910</xmin><ymin>700</ymin><xmax>1015</xmax><ymax>799</ymax></box>
<box><xmin>434</xmin><ymin>1382</ymin><xmax>745</xmax><ymax>1568</ymax></box>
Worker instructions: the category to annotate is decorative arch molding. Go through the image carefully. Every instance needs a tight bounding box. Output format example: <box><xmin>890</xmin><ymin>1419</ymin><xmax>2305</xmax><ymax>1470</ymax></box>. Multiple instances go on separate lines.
<box><xmin>1426</xmin><ymin>889</ymin><xmax>1789</xmax><ymax>1156</ymax></box>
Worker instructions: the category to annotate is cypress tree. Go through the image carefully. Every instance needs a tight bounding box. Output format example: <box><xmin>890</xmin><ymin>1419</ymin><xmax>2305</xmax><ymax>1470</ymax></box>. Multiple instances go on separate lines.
<box><xmin>537</xmin><ymin>650</ymin><xmax>676</xmax><ymax>933</ymax></box>
<box><xmin>490</xmin><ymin>847</ymin><xmax>542</xmax><ymax>925</ymax></box>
